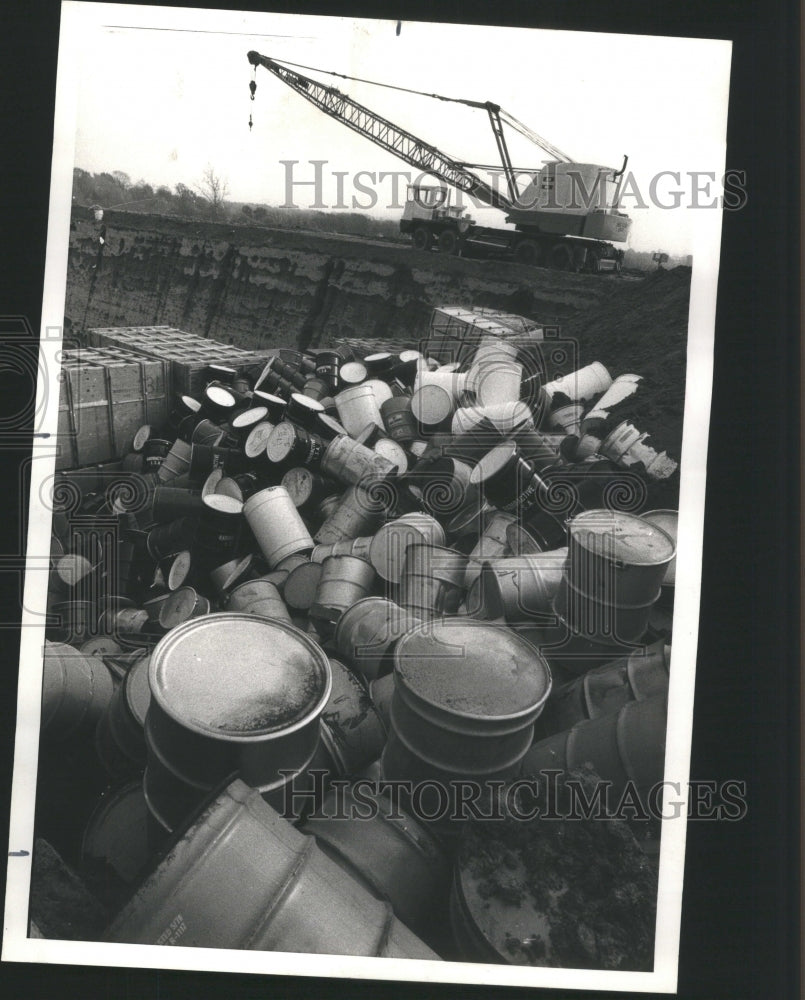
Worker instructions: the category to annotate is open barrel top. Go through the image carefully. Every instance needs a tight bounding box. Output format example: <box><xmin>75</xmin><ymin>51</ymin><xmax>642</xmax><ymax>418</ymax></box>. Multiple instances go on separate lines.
<box><xmin>150</xmin><ymin>613</ymin><xmax>331</xmax><ymax>737</ymax></box>
<box><xmin>394</xmin><ymin>619</ymin><xmax>551</xmax><ymax>721</ymax></box>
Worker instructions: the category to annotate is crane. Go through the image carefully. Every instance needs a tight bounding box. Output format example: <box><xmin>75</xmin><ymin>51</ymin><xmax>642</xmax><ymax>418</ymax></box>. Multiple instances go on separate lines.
<box><xmin>247</xmin><ymin>51</ymin><xmax>631</xmax><ymax>273</ymax></box>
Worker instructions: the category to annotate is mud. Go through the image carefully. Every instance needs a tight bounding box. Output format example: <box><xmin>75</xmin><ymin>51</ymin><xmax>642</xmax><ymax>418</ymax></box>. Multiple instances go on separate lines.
<box><xmin>459</xmin><ymin>767</ymin><xmax>658</xmax><ymax>970</ymax></box>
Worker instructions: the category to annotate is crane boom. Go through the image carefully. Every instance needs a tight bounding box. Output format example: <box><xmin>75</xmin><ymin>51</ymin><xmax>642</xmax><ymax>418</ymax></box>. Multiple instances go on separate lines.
<box><xmin>247</xmin><ymin>51</ymin><xmax>516</xmax><ymax>212</ymax></box>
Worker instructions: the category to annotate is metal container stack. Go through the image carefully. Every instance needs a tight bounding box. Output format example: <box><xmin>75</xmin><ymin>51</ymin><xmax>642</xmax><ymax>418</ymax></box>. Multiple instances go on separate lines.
<box><xmin>37</xmin><ymin>311</ymin><xmax>678</xmax><ymax>964</ymax></box>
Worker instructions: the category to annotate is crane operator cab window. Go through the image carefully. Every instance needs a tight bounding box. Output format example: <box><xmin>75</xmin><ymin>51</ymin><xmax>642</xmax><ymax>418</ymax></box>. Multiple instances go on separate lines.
<box><xmin>404</xmin><ymin>184</ymin><xmax>458</xmax><ymax>221</ymax></box>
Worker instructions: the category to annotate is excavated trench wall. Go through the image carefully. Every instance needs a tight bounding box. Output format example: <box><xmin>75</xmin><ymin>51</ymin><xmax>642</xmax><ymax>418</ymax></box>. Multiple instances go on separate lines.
<box><xmin>64</xmin><ymin>210</ymin><xmax>617</xmax><ymax>353</ymax></box>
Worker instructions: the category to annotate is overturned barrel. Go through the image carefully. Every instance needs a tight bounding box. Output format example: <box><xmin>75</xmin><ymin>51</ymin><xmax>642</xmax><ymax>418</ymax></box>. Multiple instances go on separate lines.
<box><xmin>309</xmin><ymin>555</ymin><xmax>376</xmax><ymax>635</ymax></box>
<box><xmin>534</xmin><ymin>640</ymin><xmax>670</xmax><ymax>738</ymax></box>
<box><xmin>107</xmin><ymin>779</ymin><xmax>438</xmax><ymax>958</ymax></box>
<box><xmin>243</xmin><ymin>486</ymin><xmax>314</xmax><ymax>568</ymax></box>
<box><xmin>472</xmin><ymin>549</ymin><xmax>568</xmax><ymax>622</ymax></box>
<box><xmin>225</xmin><ymin>578</ymin><xmax>291</xmax><ymax>622</ymax></box>
<box><xmin>303</xmin><ymin>781</ymin><xmax>448</xmax><ymax>942</ymax></box>
<box><xmin>398</xmin><ymin>543</ymin><xmax>468</xmax><ymax>620</ymax></box>
<box><xmin>334</xmin><ymin>597</ymin><xmax>423</xmax><ymax>682</ymax></box>
<box><xmin>567</xmin><ymin>509</ymin><xmax>676</xmax><ymax>606</ymax></box>
<box><xmin>520</xmin><ymin>694</ymin><xmax>668</xmax><ymax>812</ymax></box>
<box><xmin>41</xmin><ymin>641</ymin><xmax>116</xmax><ymax>742</ymax></box>
<box><xmin>94</xmin><ymin>650</ymin><xmax>152</xmax><ymax>776</ymax></box>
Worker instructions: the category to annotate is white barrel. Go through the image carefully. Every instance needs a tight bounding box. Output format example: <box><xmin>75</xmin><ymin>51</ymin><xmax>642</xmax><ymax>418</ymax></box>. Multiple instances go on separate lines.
<box><xmin>398</xmin><ymin>544</ymin><xmax>468</xmax><ymax>619</ymax></box>
<box><xmin>464</xmin><ymin>511</ymin><xmax>517</xmax><ymax>587</ymax></box>
<box><xmin>468</xmin><ymin>336</ymin><xmax>519</xmax><ymax>378</ymax></box>
<box><xmin>412</xmin><ymin>370</ymin><xmax>468</xmax><ymax>402</ymax></box>
<box><xmin>581</xmin><ymin>373</ymin><xmax>642</xmax><ymax>429</ymax></box>
<box><xmin>225</xmin><ymin>578</ymin><xmax>291</xmax><ymax>621</ymax></box>
<box><xmin>321</xmin><ymin>435</ymin><xmax>399</xmax><ymax>488</ymax></box>
<box><xmin>548</xmin><ymin>401</ymin><xmax>584</xmax><ymax>435</ymax></box>
<box><xmin>243</xmin><ymin>486</ymin><xmax>314</xmax><ymax>569</ymax></box>
<box><xmin>600</xmin><ymin>420</ymin><xmax>644</xmax><ymax>461</ymax></box>
<box><xmin>451</xmin><ymin>401</ymin><xmax>533</xmax><ymax>436</ymax></box>
<box><xmin>540</xmin><ymin>362</ymin><xmax>612</xmax><ymax>404</ymax></box>
<box><xmin>474</xmin><ymin>549</ymin><xmax>568</xmax><ymax>621</ymax></box>
<box><xmin>410</xmin><ymin>384</ymin><xmax>456</xmax><ymax>432</ymax></box>
<box><xmin>334</xmin><ymin>384</ymin><xmax>384</xmax><ymax>438</ymax></box>
<box><xmin>618</xmin><ymin>432</ymin><xmax>679</xmax><ymax>480</ymax></box>
<box><xmin>55</xmin><ymin>553</ymin><xmax>97</xmax><ymax>589</ymax></box>
<box><xmin>363</xmin><ymin>378</ymin><xmax>393</xmax><ymax>406</ymax></box>
<box><xmin>640</xmin><ymin>510</ymin><xmax>678</xmax><ymax>586</ymax></box>
<box><xmin>369</xmin><ymin>513</ymin><xmax>447</xmax><ymax>584</ymax></box>
<box><xmin>275</xmin><ymin>552</ymin><xmax>311</xmax><ymax>574</ymax></box>
<box><xmin>474</xmin><ymin>361</ymin><xmax>523</xmax><ymax>407</ymax></box>
<box><xmin>310</xmin><ymin>536</ymin><xmax>374</xmax><ymax>563</ymax></box>
<box><xmin>373</xmin><ymin>437</ymin><xmax>409</xmax><ymax>475</ymax></box>
<box><xmin>314</xmin><ymin>483</ymin><xmax>387</xmax><ymax>545</ymax></box>
<box><xmin>310</xmin><ymin>555</ymin><xmax>377</xmax><ymax>631</ymax></box>
<box><xmin>335</xmin><ymin>597</ymin><xmax>423</xmax><ymax>683</ymax></box>
<box><xmin>208</xmin><ymin>554</ymin><xmax>253</xmax><ymax>597</ymax></box>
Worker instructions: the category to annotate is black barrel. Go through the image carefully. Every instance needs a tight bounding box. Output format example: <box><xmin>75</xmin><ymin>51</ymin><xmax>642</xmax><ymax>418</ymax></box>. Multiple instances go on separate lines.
<box><xmin>146</xmin><ymin>517</ymin><xmax>197</xmax><ymax>561</ymax></box>
<box><xmin>266</xmin><ymin>421</ymin><xmax>324</xmax><ymax>472</ymax></box>
<box><xmin>230</xmin><ymin>405</ymin><xmax>269</xmax><ymax>441</ymax></box>
<box><xmin>151</xmin><ymin>486</ymin><xmax>204</xmax><ymax>523</ymax></box>
<box><xmin>202</xmin><ymin>382</ymin><xmax>238</xmax><ymax>421</ymax></box>
<box><xmin>142</xmin><ymin>439</ymin><xmax>171</xmax><ymax>472</ymax></box>
<box><xmin>251</xmin><ymin>391</ymin><xmax>287</xmax><ymax>423</ymax></box>
<box><xmin>286</xmin><ymin>392</ymin><xmax>326</xmax><ymax>430</ymax></box>
<box><xmin>315</xmin><ymin>350</ymin><xmax>342</xmax><ymax>391</ymax></box>
<box><xmin>381</xmin><ymin>396</ymin><xmax>418</xmax><ymax>443</ymax></box>
<box><xmin>191</xmin><ymin>418</ymin><xmax>227</xmax><ymax>447</ymax></box>
<box><xmin>188</xmin><ymin>443</ymin><xmax>244</xmax><ymax>484</ymax></box>
<box><xmin>194</xmin><ymin>494</ymin><xmax>244</xmax><ymax>564</ymax></box>
<box><xmin>469</xmin><ymin>440</ymin><xmax>538</xmax><ymax>513</ymax></box>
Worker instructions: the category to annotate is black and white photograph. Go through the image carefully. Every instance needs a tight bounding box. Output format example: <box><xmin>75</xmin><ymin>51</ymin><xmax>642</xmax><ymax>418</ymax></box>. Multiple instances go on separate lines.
<box><xmin>0</xmin><ymin>2</ymin><xmax>798</xmax><ymax>998</ymax></box>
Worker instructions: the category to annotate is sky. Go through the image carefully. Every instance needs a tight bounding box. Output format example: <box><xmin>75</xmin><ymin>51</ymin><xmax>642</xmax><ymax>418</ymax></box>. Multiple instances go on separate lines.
<box><xmin>68</xmin><ymin>4</ymin><xmax>733</xmax><ymax>254</ymax></box>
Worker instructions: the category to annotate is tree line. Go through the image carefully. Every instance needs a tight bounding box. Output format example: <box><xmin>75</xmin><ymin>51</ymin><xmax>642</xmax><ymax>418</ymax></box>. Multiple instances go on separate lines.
<box><xmin>72</xmin><ymin>167</ymin><xmax>405</xmax><ymax>241</ymax></box>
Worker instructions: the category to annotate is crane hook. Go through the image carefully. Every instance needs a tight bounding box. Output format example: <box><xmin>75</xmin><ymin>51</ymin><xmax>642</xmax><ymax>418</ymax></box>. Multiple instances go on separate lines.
<box><xmin>249</xmin><ymin>79</ymin><xmax>257</xmax><ymax>101</ymax></box>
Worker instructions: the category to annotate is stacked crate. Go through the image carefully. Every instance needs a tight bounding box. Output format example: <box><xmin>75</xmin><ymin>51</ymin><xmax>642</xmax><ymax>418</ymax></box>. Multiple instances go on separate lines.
<box><xmin>56</xmin><ymin>347</ymin><xmax>170</xmax><ymax>470</ymax></box>
<box><xmin>85</xmin><ymin>326</ymin><xmax>276</xmax><ymax>396</ymax></box>
<box><xmin>469</xmin><ymin>307</ymin><xmax>545</xmax><ymax>336</ymax></box>
<box><xmin>425</xmin><ymin>307</ymin><xmax>544</xmax><ymax>365</ymax></box>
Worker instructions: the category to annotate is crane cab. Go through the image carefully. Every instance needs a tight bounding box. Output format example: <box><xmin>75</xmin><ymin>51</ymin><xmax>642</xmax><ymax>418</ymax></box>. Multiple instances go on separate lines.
<box><xmin>507</xmin><ymin>162</ymin><xmax>632</xmax><ymax>243</ymax></box>
<box><xmin>402</xmin><ymin>185</ymin><xmax>474</xmax><ymax>225</ymax></box>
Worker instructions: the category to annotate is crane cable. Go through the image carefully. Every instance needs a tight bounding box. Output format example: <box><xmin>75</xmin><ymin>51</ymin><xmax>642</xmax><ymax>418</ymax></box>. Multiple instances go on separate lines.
<box><xmin>498</xmin><ymin>110</ymin><xmax>572</xmax><ymax>163</ymax></box>
<box><xmin>263</xmin><ymin>54</ymin><xmax>573</xmax><ymax>162</ymax></box>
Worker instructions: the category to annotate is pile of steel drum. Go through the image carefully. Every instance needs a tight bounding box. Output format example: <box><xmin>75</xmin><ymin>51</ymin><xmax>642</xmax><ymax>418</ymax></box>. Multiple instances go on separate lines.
<box><xmin>40</xmin><ymin>331</ymin><xmax>678</xmax><ymax>962</ymax></box>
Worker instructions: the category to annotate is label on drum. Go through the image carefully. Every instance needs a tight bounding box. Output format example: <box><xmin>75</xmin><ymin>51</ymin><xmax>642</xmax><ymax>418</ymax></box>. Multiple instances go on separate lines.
<box><xmin>283</xmin><ymin>467</ymin><xmax>314</xmax><ymax>506</ymax></box>
<box><xmin>266</xmin><ymin>422</ymin><xmax>297</xmax><ymax>463</ymax></box>
<box><xmin>304</xmin><ymin>434</ymin><xmax>323</xmax><ymax>467</ymax></box>
<box><xmin>244</xmin><ymin>422</ymin><xmax>274</xmax><ymax>459</ymax></box>
<box><xmin>498</xmin><ymin>478</ymin><xmax>539</xmax><ymax>515</ymax></box>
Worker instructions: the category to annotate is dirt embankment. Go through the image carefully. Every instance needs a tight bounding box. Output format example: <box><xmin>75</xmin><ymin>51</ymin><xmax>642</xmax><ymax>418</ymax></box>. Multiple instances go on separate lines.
<box><xmin>65</xmin><ymin>209</ymin><xmax>691</xmax><ymax>502</ymax></box>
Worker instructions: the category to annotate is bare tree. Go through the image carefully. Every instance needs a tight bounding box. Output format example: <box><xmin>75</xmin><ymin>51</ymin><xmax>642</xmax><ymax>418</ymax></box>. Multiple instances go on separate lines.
<box><xmin>194</xmin><ymin>165</ymin><xmax>230</xmax><ymax>219</ymax></box>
